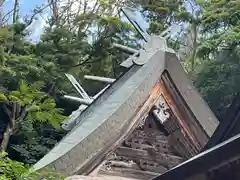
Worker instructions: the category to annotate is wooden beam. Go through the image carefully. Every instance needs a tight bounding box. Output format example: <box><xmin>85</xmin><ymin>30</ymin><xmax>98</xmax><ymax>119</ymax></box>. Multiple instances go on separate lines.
<box><xmin>115</xmin><ymin>147</ymin><xmax>183</xmax><ymax>167</ymax></box>
<box><xmin>129</xmin><ymin>130</ymin><xmax>166</xmax><ymax>141</ymax></box>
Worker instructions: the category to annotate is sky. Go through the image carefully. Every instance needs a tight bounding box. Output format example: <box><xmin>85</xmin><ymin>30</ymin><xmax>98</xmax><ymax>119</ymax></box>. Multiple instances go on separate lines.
<box><xmin>3</xmin><ymin>0</ymin><xmax>47</xmax><ymax>41</ymax></box>
<box><xmin>3</xmin><ymin>0</ymin><xmax>150</xmax><ymax>42</ymax></box>
<box><xmin>2</xmin><ymin>0</ymin><xmax>185</xmax><ymax>42</ymax></box>
<box><xmin>3</xmin><ymin>0</ymin><xmax>45</xmax><ymax>16</ymax></box>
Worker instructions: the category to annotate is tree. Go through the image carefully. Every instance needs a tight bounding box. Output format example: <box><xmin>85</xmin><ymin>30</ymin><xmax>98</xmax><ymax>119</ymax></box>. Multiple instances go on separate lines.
<box><xmin>0</xmin><ymin>80</ymin><xmax>66</xmax><ymax>151</ymax></box>
<box><xmin>34</xmin><ymin>0</ymin><xmax>139</xmax><ymax>96</ymax></box>
<box><xmin>193</xmin><ymin>0</ymin><xmax>240</xmax><ymax>118</ymax></box>
<box><xmin>195</xmin><ymin>47</ymin><xmax>240</xmax><ymax>119</ymax></box>
<box><xmin>197</xmin><ymin>0</ymin><xmax>240</xmax><ymax>58</ymax></box>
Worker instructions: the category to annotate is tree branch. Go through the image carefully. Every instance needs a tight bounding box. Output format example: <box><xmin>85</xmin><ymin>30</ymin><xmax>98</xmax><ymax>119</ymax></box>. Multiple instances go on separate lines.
<box><xmin>62</xmin><ymin>55</ymin><xmax>100</xmax><ymax>68</ymax></box>
<box><xmin>1</xmin><ymin>9</ymin><xmax>14</xmax><ymax>23</ymax></box>
<box><xmin>11</xmin><ymin>103</ymin><xmax>16</xmax><ymax>125</ymax></box>
<box><xmin>3</xmin><ymin>104</ymin><xmax>11</xmax><ymax>119</ymax></box>
<box><xmin>16</xmin><ymin>105</ymin><xmax>27</xmax><ymax>123</ymax></box>
<box><xmin>25</xmin><ymin>2</ymin><xmax>51</xmax><ymax>27</ymax></box>
<box><xmin>0</xmin><ymin>0</ymin><xmax>7</xmax><ymax>8</ymax></box>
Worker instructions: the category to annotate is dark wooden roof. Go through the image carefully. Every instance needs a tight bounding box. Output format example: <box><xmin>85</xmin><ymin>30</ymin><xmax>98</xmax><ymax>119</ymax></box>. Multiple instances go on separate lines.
<box><xmin>151</xmin><ymin>134</ymin><xmax>240</xmax><ymax>180</ymax></box>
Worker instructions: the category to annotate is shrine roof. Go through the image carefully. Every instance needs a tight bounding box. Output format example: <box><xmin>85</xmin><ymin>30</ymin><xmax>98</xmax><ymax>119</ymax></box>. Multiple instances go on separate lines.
<box><xmin>34</xmin><ymin>51</ymin><xmax>166</xmax><ymax>172</ymax></box>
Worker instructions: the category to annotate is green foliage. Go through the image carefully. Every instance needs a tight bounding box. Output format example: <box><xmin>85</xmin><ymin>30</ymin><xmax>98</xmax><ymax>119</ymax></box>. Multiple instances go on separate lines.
<box><xmin>195</xmin><ymin>49</ymin><xmax>240</xmax><ymax>118</ymax></box>
<box><xmin>0</xmin><ymin>93</ymin><xmax>8</xmax><ymax>101</ymax></box>
<box><xmin>11</xmin><ymin>136</ymin><xmax>56</xmax><ymax>164</ymax></box>
<box><xmin>198</xmin><ymin>0</ymin><xmax>240</xmax><ymax>55</ymax></box>
<box><xmin>5</xmin><ymin>80</ymin><xmax>66</xmax><ymax>129</ymax></box>
<box><xmin>135</xmin><ymin>0</ymin><xmax>187</xmax><ymax>35</ymax></box>
<box><xmin>0</xmin><ymin>152</ymin><xmax>64</xmax><ymax>180</ymax></box>
<box><xmin>0</xmin><ymin>79</ymin><xmax>66</xmax><ymax>156</ymax></box>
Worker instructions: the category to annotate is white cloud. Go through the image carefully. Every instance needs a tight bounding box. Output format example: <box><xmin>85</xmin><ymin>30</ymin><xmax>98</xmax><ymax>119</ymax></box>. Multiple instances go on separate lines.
<box><xmin>26</xmin><ymin>13</ymin><xmax>48</xmax><ymax>42</ymax></box>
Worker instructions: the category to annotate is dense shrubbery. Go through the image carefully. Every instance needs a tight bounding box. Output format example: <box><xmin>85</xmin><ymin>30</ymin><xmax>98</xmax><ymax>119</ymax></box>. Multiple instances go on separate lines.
<box><xmin>0</xmin><ymin>152</ymin><xmax>64</xmax><ymax>179</ymax></box>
